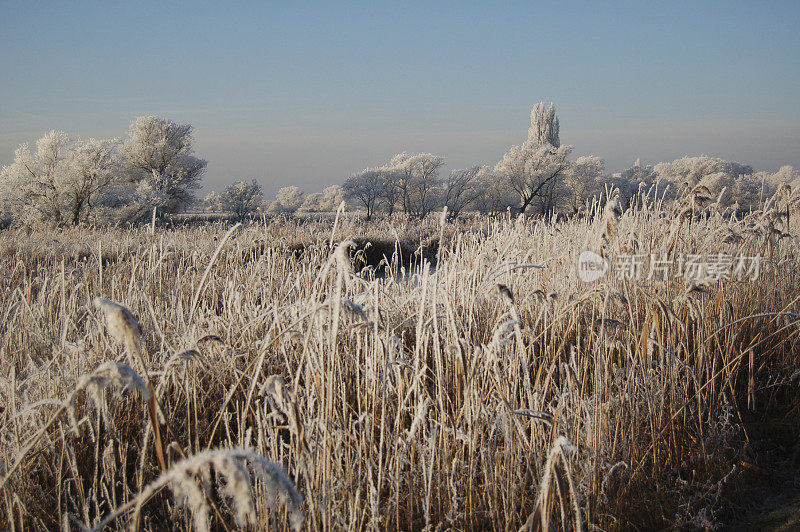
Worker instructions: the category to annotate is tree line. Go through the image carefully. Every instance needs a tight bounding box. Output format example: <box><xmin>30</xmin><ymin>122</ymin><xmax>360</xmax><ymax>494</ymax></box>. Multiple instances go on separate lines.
<box><xmin>261</xmin><ymin>102</ymin><xmax>800</xmax><ymax>220</ymax></box>
<box><xmin>0</xmin><ymin>116</ymin><xmax>205</xmax><ymax>226</ymax></box>
<box><xmin>3</xmin><ymin>103</ymin><xmax>799</xmax><ymax>226</ymax></box>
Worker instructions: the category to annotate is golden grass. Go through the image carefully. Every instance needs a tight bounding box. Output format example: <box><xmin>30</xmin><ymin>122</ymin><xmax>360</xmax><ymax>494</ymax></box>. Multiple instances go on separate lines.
<box><xmin>1</xmin><ymin>198</ymin><xmax>798</xmax><ymax>530</ymax></box>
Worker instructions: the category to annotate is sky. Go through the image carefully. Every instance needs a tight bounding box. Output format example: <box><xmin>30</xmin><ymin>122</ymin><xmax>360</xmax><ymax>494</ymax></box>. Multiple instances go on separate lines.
<box><xmin>2</xmin><ymin>1</ymin><xmax>799</xmax><ymax>197</ymax></box>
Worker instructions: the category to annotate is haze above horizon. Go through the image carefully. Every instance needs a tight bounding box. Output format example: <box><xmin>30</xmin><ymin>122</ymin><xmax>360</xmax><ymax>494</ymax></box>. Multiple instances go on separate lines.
<box><xmin>2</xmin><ymin>1</ymin><xmax>799</xmax><ymax>196</ymax></box>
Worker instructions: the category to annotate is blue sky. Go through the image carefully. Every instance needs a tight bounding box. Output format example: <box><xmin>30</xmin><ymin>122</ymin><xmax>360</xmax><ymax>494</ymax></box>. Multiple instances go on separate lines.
<box><xmin>2</xmin><ymin>1</ymin><xmax>799</xmax><ymax>196</ymax></box>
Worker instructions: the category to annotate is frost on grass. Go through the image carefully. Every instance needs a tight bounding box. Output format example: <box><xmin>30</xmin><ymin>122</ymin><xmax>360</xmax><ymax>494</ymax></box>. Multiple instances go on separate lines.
<box><xmin>79</xmin><ymin>360</ymin><xmax>150</xmax><ymax>405</ymax></box>
<box><xmin>260</xmin><ymin>375</ymin><xmax>303</xmax><ymax>439</ymax></box>
<box><xmin>4</xmin><ymin>192</ymin><xmax>800</xmax><ymax>530</ymax></box>
<box><xmin>521</xmin><ymin>436</ymin><xmax>582</xmax><ymax>532</ymax></box>
<box><xmin>118</xmin><ymin>448</ymin><xmax>304</xmax><ymax>532</ymax></box>
<box><xmin>0</xmin><ymin>361</ymin><xmax>149</xmax><ymax>493</ymax></box>
<box><xmin>93</xmin><ymin>297</ymin><xmax>143</xmax><ymax>356</ymax></box>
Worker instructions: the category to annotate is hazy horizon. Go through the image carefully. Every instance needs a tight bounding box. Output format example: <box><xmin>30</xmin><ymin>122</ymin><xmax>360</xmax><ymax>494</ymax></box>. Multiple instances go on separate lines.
<box><xmin>2</xmin><ymin>1</ymin><xmax>799</xmax><ymax>197</ymax></box>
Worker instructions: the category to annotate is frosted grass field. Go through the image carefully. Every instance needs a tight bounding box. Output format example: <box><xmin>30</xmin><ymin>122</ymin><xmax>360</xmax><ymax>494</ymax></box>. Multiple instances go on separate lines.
<box><xmin>1</xmin><ymin>192</ymin><xmax>799</xmax><ymax>530</ymax></box>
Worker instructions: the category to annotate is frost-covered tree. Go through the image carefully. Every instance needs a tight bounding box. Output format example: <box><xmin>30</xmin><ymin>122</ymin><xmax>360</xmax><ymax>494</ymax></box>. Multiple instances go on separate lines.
<box><xmin>440</xmin><ymin>166</ymin><xmax>483</xmax><ymax>219</ymax></box>
<box><xmin>473</xmin><ymin>167</ymin><xmax>517</xmax><ymax>215</ymax></box>
<box><xmin>387</xmin><ymin>152</ymin><xmax>444</xmax><ymax>218</ymax></box>
<box><xmin>409</xmin><ymin>153</ymin><xmax>445</xmax><ymax>218</ymax></box>
<box><xmin>220</xmin><ymin>179</ymin><xmax>263</xmax><ymax>217</ymax></box>
<box><xmin>267</xmin><ymin>186</ymin><xmax>304</xmax><ymax>214</ymax></box>
<box><xmin>265</xmin><ymin>201</ymin><xmax>289</xmax><ymax>214</ymax></box>
<box><xmin>64</xmin><ymin>138</ymin><xmax>121</xmax><ymax>224</ymax></box>
<box><xmin>0</xmin><ymin>132</ymin><xmax>121</xmax><ymax>225</ymax></box>
<box><xmin>343</xmin><ymin>168</ymin><xmax>385</xmax><ymax>220</ymax></box>
<box><xmin>606</xmin><ymin>160</ymin><xmax>662</xmax><ymax>208</ymax></box>
<box><xmin>765</xmin><ymin>165</ymin><xmax>800</xmax><ymax>192</ymax></box>
<box><xmin>618</xmin><ymin>159</ymin><xmax>657</xmax><ymax>187</ymax></box>
<box><xmin>277</xmin><ymin>186</ymin><xmax>304</xmax><ymax>210</ymax></box>
<box><xmin>764</xmin><ymin>166</ymin><xmax>800</xmax><ymax>226</ymax></box>
<box><xmin>318</xmin><ymin>185</ymin><xmax>344</xmax><ymax>212</ymax></box>
<box><xmin>723</xmin><ymin>168</ymin><xmax>800</xmax><ymax>212</ymax></box>
<box><xmin>297</xmin><ymin>193</ymin><xmax>322</xmax><ymax>213</ymax></box>
<box><xmin>387</xmin><ymin>153</ymin><xmax>415</xmax><ymax>215</ymax></box>
<box><xmin>653</xmin><ymin>156</ymin><xmax>752</xmax><ymax>189</ymax></box>
<box><xmin>562</xmin><ymin>156</ymin><xmax>604</xmax><ymax>213</ymax></box>
<box><xmin>0</xmin><ymin>130</ymin><xmax>70</xmax><ymax>224</ymax></box>
<box><xmin>729</xmin><ymin>174</ymin><xmax>763</xmax><ymax>211</ymax></box>
<box><xmin>377</xmin><ymin>167</ymin><xmax>403</xmax><ymax>216</ymax></box>
<box><xmin>529</xmin><ymin>102</ymin><xmax>560</xmax><ymax>148</ymax></box>
<box><xmin>646</xmin><ymin>155</ymin><xmax>759</xmax><ymax>210</ymax></box>
<box><xmin>495</xmin><ymin>102</ymin><xmax>573</xmax><ymax>215</ymax></box>
<box><xmin>693</xmin><ymin>172</ymin><xmax>741</xmax><ymax>208</ymax></box>
<box><xmin>120</xmin><ymin>116</ymin><xmax>206</xmax><ymax>215</ymax></box>
<box><xmin>203</xmin><ymin>191</ymin><xmax>222</xmax><ymax>212</ymax></box>
<box><xmin>495</xmin><ymin>142</ymin><xmax>573</xmax><ymax>214</ymax></box>
<box><xmin>297</xmin><ymin>185</ymin><xmax>343</xmax><ymax>214</ymax></box>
